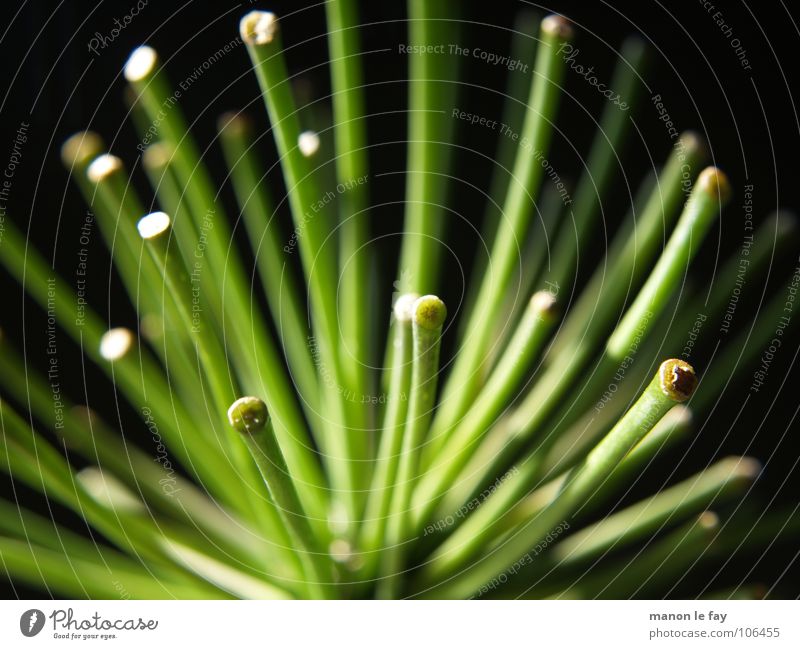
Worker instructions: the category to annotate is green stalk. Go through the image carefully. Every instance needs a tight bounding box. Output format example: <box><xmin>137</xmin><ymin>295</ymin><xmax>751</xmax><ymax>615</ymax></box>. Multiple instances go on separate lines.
<box><xmin>216</xmin><ymin>113</ymin><xmax>322</xmax><ymax>434</ymax></box>
<box><xmin>420</xmin><ymin>358</ymin><xmax>697</xmax><ymax>598</ymax></box>
<box><xmin>542</xmin><ymin>36</ymin><xmax>649</xmax><ymax>293</ymax></box>
<box><xmin>137</xmin><ymin>212</ymin><xmax>236</xmax><ymax>414</ymax></box>
<box><xmin>450</xmin><ymin>404</ymin><xmax>693</xmax><ymax>567</ymax></box>
<box><xmin>412</xmin><ymin>291</ymin><xmax>559</xmax><ymax>527</ymax></box>
<box><xmin>83</xmin><ymin>154</ymin><xmax>163</xmax><ymax>319</ymax></box>
<box><xmin>434</xmin><ymin>15</ymin><xmax>573</xmax><ymax>436</ymax></box>
<box><xmin>549</xmin><ymin>457</ymin><xmax>759</xmax><ymax>566</ymax></box>
<box><xmin>125</xmin><ymin>45</ymin><xmax>329</xmax><ymax>525</ymax></box>
<box><xmin>359</xmin><ymin>294</ymin><xmax>417</xmax><ymax>577</ymax></box>
<box><xmin>240</xmin><ymin>12</ymin><xmax>363</xmax><ymax>524</ymax></box>
<box><xmin>325</xmin><ymin>0</ymin><xmax>372</xmax><ymax>420</ymax></box>
<box><xmin>607</xmin><ymin>167</ymin><xmax>731</xmax><ymax>358</ymax></box>
<box><xmin>548</xmin><ymin>512</ymin><xmax>720</xmax><ymax>599</ymax></box>
<box><xmin>548</xmin><ymin>133</ymin><xmax>706</xmax><ymax>360</ymax></box>
<box><xmin>0</xmin><ymin>219</ymin><xmax>243</xmax><ymax>503</ymax></box>
<box><xmin>138</xmin><ymin>212</ymin><xmax>297</xmax><ymax>543</ymax></box>
<box><xmin>457</xmin><ymin>166</ymin><xmax>730</xmax><ymax>504</ymax></box>
<box><xmin>396</xmin><ymin>0</ymin><xmax>462</xmax><ymax>294</ymax></box>
<box><xmin>228</xmin><ymin>397</ymin><xmax>334</xmax><ymax>598</ymax></box>
<box><xmin>379</xmin><ymin>295</ymin><xmax>446</xmax><ymax>596</ymax></box>
<box><xmin>0</xmin><ymin>537</ymin><xmax>226</xmax><ymax>599</ymax></box>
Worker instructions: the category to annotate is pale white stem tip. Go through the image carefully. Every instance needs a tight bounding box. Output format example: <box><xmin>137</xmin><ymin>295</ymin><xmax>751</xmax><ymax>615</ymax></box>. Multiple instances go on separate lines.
<box><xmin>298</xmin><ymin>130</ymin><xmax>321</xmax><ymax>157</ymax></box>
<box><xmin>137</xmin><ymin>211</ymin><xmax>171</xmax><ymax>240</ymax></box>
<box><xmin>99</xmin><ymin>327</ymin><xmax>134</xmax><ymax>361</ymax></box>
<box><xmin>124</xmin><ymin>45</ymin><xmax>158</xmax><ymax>82</ymax></box>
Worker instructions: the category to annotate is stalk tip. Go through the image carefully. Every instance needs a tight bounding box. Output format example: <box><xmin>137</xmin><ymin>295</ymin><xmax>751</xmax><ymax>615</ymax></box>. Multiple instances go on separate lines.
<box><xmin>413</xmin><ymin>295</ymin><xmax>447</xmax><ymax>331</ymax></box>
<box><xmin>227</xmin><ymin>396</ymin><xmax>270</xmax><ymax>434</ymax></box>
<box><xmin>679</xmin><ymin>130</ymin><xmax>707</xmax><ymax>159</ymax></box>
<box><xmin>393</xmin><ymin>293</ymin><xmax>420</xmax><ymax>323</ymax></box>
<box><xmin>61</xmin><ymin>132</ymin><xmax>104</xmax><ymax>169</ymax></box>
<box><xmin>137</xmin><ymin>211</ymin><xmax>171</xmax><ymax>240</ymax></box>
<box><xmin>658</xmin><ymin>359</ymin><xmax>697</xmax><ymax>402</ymax></box>
<box><xmin>218</xmin><ymin>111</ymin><xmax>251</xmax><ymax>137</ymax></box>
<box><xmin>99</xmin><ymin>327</ymin><xmax>134</xmax><ymax>361</ymax></box>
<box><xmin>530</xmin><ymin>290</ymin><xmax>558</xmax><ymax>319</ymax></box>
<box><xmin>86</xmin><ymin>154</ymin><xmax>123</xmax><ymax>183</ymax></box>
<box><xmin>142</xmin><ymin>142</ymin><xmax>173</xmax><ymax>170</ymax></box>
<box><xmin>124</xmin><ymin>45</ymin><xmax>158</xmax><ymax>82</ymax></box>
<box><xmin>541</xmin><ymin>14</ymin><xmax>574</xmax><ymax>41</ymax></box>
<box><xmin>697</xmin><ymin>166</ymin><xmax>731</xmax><ymax>204</ymax></box>
<box><xmin>697</xmin><ymin>511</ymin><xmax>720</xmax><ymax>531</ymax></box>
<box><xmin>240</xmin><ymin>11</ymin><xmax>279</xmax><ymax>46</ymax></box>
<box><xmin>298</xmin><ymin>130</ymin><xmax>321</xmax><ymax>157</ymax></box>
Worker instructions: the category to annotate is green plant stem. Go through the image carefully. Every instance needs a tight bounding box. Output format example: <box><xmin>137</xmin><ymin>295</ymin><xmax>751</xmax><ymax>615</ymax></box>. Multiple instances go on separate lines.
<box><xmin>419</xmin><ymin>359</ymin><xmax>697</xmax><ymax>598</ymax></box>
<box><xmin>607</xmin><ymin>167</ymin><xmax>731</xmax><ymax>358</ymax></box>
<box><xmin>82</xmin><ymin>155</ymin><xmax>163</xmax><ymax>320</ymax></box>
<box><xmin>240</xmin><ymin>12</ymin><xmax>364</xmax><ymax>525</ymax></box>
<box><xmin>379</xmin><ymin>296</ymin><xmax>446</xmax><ymax>596</ymax></box>
<box><xmin>451</xmin><ymin>166</ymin><xmax>730</xmax><ymax>509</ymax></box>
<box><xmin>359</xmin><ymin>295</ymin><xmax>416</xmax><ymax>578</ymax></box>
<box><xmin>216</xmin><ymin>114</ymin><xmax>322</xmax><ymax>436</ymax></box>
<box><xmin>125</xmin><ymin>45</ymin><xmax>329</xmax><ymax>526</ymax></box>
<box><xmin>548</xmin><ymin>512</ymin><xmax>720</xmax><ymax>599</ymax></box>
<box><xmin>548</xmin><ymin>134</ymin><xmax>705</xmax><ymax>360</ymax></box>
<box><xmin>229</xmin><ymin>397</ymin><xmax>334</xmax><ymax>598</ymax></box>
<box><xmin>325</xmin><ymin>0</ymin><xmax>372</xmax><ymax>424</ymax></box>
<box><xmin>411</xmin><ymin>291</ymin><xmax>559</xmax><ymax>528</ymax></box>
<box><xmin>541</xmin><ymin>36</ymin><xmax>649</xmax><ymax>293</ymax></box>
<box><xmin>547</xmin><ymin>457</ymin><xmax>758</xmax><ymax>567</ymax></box>
<box><xmin>417</xmin><ymin>402</ymin><xmax>691</xmax><ymax>586</ymax></box>
<box><xmin>457</xmin><ymin>11</ymin><xmax>542</xmax><ymax>340</ymax></box>
<box><xmin>139</xmin><ymin>213</ymin><xmax>296</xmax><ymax>543</ymax></box>
<box><xmin>434</xmin><ymin>15</ymin><xmax>573</xmax><ymax>438</ymax></box>
<box><xmin>473</xmin><ymin>404</ymin><xmax>693</xmax><ymax>559</ymax></box>
<box><xmin>0</xmin><ymin>537</ymin><xmax>228</xmax><ymax>599</ymax></box>
<box><xmin>0</xmin><ymin>220</ymin><xmax>241</xmax><ymax>503</ymax></box>
<box><xmin>397</xmin><ymin>0</ymin><xmax>461</xmax><ymax>294</ymax></box>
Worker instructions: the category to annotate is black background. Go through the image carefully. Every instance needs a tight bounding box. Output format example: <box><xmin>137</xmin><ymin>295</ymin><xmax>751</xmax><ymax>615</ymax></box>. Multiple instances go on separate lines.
<box><xmin>1</xmin><ymin>0</ymin><xmax>799</xmax><ymax>598</ymax></box>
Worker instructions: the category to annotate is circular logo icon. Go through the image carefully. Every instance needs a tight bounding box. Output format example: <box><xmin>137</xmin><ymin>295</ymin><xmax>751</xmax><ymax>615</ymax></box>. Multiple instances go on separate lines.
<box><xmin>20</xmin><ymin>609</ymin><xmax>46</xmax><ymax>637</ymax></box>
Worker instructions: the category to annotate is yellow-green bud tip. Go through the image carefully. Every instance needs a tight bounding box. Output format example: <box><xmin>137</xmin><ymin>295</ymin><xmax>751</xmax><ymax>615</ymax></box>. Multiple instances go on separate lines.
<box><xmin>227</xmin><ymin>396</ymin><xmax>270</xmax><ymax>434</ymax></box>
<box><xmin>658</xmin><ymin>359</ymin><xmax>697</xmax><ymax>402</ymax></box>
<box><xmin>240</xmin><ymin>11</ymin><xmax>279</xmax><ymax>46</ymax></box>
<box><xmin>413</xmin><ymin>295</ymin><xmax>447</xmax><ymax>331</ymax></box>
<box><xmin>697</xmin><ymin>166</ymin><xmax>731</xmax><ymax>205</ymax></box>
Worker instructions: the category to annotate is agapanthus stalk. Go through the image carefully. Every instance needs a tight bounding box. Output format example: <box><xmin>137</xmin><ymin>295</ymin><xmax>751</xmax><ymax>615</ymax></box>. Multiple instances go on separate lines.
<box><xmin>359</xmin><ymin>294</ymin><xmax>417</xmax><ymax>577</ymax></box>
<box><xmin>228</xmin><ymin>396</ymin><xmax>334</xmax><ymax>598</ymax></box>
<box><xmin>412</xmin><ymin>291</ymin><xmax>559</xmax><ymax>528</ymax></box>
<box><xmin>421</xmin><ymin>358</ymin><xmax>697</xmax><ymax>598</ymax></box>
<box><xmin>379</xmin><ymin>295</ymin><xmax>446</xmax><ymax>596</ymax></box>
<box><xmin>240</xmin><ymin>11</ymin><xmax>365</xmax><ymax>524</ymax></box>
<box><xmin>434</xmin><ymin>15</ymin><xmax>573</xmax><ymax>438</ymax></box>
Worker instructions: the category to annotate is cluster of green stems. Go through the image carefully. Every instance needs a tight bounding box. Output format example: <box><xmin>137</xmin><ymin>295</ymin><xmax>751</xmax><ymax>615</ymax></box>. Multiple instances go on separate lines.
<box><xmin>0</xmin><ymin>4</ymin><xmax>797</xmax><ymax>600</ymax></box>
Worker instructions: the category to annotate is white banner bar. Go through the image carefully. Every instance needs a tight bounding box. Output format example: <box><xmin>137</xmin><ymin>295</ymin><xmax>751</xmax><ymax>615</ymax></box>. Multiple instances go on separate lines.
<box><xmin>2</xmin><ymin>600</ymin><xmax>798</xmax><ymax>647</ymax></box>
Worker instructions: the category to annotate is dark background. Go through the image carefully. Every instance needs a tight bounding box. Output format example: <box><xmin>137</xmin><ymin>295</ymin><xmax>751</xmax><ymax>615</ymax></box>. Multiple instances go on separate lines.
<box><xmin>0</xmin><ymin>0</ymin><xmax>798</xmax><ymax>598</ymax></box>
